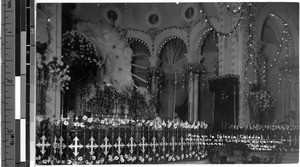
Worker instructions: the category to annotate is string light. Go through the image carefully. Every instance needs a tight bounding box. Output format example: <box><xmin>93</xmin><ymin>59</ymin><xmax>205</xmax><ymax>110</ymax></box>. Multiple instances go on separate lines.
<box><xmin>158</xmin><ymin>36</ymin><xmax>182</xmax><ymax>55</ymax></box>
<box><xmin>199</xmin><ymin>3</ymin><xmax>245</xmax><ymax>37</ymax></box>
<box><xmin>244</xmin><ymin>3</ymin><xmax>256</xmax><ymax>84</ymax></box>
<box><xmin>127</xmin><ymin>38</ymin><xmax>152</xmax><ymax>54</ymax></box>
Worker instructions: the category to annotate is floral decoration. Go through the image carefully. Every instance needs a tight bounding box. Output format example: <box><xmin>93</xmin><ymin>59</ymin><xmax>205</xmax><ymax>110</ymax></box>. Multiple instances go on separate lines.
<box><xmin>245</xmin><ymin>86</ymin><xmax>276</xmax><ymax>123</ymax></box>
<box><xmin>61</xmin><ymin>30</ymin><xmax>100</xmax><ymax>83</ymax></box>
<box><xmin>182</xmin><ymin>63</ymin><xmax>206</xmax><ymax>86</ymax></box>
<box><xmin>146</xmin><ymin>67</ymin><xmax>165</xmax><ymax>94</ymax></box>
<box><xmin>36</xmin><ymin>43</ymin><xmax>71</xmax><ymax>90</ymax></box>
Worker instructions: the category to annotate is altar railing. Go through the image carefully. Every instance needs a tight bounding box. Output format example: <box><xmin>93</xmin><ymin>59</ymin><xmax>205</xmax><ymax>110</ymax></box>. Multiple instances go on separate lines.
<box><xmin>36</xmin><ymin>116</ymin><xmax>208</xmax><ymax>165</ymax></box>
<box><xmin>36</xmin><ymin>116</ymin><xmax>299</xmax><ymax>165</ymax></box>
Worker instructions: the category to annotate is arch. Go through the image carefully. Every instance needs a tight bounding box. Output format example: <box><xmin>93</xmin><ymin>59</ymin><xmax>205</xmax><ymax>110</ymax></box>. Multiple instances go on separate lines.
<box><xmin>256</xmin><ymin>3</ymin><xmax>298</xmax><ymax>57</ymax></box>
<box><xmin>154</xmin><ymin>27</ymin><xmax>189</xmax><ymax>57</ymax></box>
<box><xmin>126</xmin><ymin>29</ymin><xmax>153</xmax><ymax>54</ymax></box>
<box><xmin>189</xmin><ymin>21</ymin><xmax>211</xmax><ymax>53</ymax></box>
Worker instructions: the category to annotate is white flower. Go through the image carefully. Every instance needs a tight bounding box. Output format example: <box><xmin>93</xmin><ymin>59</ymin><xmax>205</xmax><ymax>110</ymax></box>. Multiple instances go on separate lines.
<box><xmin>87</xmin><ymin>118</ymin><xmax>93</xmax><ymax>123</ymax></box>
<box><xmin>78</xmin><ymin>156</ymin><xmax>83</xmax><ymax>161</ymax></box>
<box><xmin>63</xmin><ymin>121</ymin><xmax>69</xmax><ymax>126</ymax></box>
<box><xmin>82</xmin><ymin>115</ymin><xmax>88</xmax><ymax>120</ymax></box>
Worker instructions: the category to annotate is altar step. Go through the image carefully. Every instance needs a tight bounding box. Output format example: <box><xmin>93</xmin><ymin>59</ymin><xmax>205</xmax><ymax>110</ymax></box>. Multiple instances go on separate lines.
<box><xmin>282</xmin><ymin>152</ymin><xmax>299</xmax><ymax>163</ymax></box>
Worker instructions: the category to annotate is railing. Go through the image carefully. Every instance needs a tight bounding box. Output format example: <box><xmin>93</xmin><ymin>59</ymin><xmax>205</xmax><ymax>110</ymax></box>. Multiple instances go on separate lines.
<box><xmin>36</xmin><ymin>117</ymin><xmax>208</xmax><ymax>165</ymax></box>
<box><xmin>36</xmin><ymin>116</ymin><xmax>299</xmax><ymax>165</ymax></box>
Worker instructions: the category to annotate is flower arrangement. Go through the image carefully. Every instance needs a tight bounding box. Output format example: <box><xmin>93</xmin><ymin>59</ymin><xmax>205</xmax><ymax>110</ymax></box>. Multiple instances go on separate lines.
<box><xmin>61</xmin><ymin>30</ymin><xmax>100</xmax><ymax>83</ymax></box>
<box><xmin>245</xmin><ymin>88</ymin><xmax>276</xmax><ymax>124</ymax></box>
<box><xmin>36</xmin><ymin>43</ymin><xmax>71</xmax><ymax>90</ymax></box>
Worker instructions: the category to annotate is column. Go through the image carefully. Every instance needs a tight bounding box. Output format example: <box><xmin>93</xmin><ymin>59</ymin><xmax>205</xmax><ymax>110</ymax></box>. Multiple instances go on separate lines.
<box><xmin>44</xmin><ymin>4</ymin><xmax>62</xmax><ymax>118</ymax></box>
<box><xmin>188</xmin><ymin>73</ymin><xmax>194</xmax><ymax>122</ymax></box>
<box><xmin>193</xmin><ymin>74</ymin><xmax>199</xmax><ymax>122</ymax></box>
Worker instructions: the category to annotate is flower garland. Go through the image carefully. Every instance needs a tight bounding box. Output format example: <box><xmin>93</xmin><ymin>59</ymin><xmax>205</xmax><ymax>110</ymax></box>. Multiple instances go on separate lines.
<box><xmin>146</xmin><ymin>67</ymin><xmax>165</xmax><ymax>94</ymax></box>
<box><xmin>37</xmin><ymin>115</ymin><xmax>208</xmax><ymax>130</ymax></box>
<box><xmin>182</xmin><ymin>63</ymin><xmax>206</xmax><ymax>86</ymax></box>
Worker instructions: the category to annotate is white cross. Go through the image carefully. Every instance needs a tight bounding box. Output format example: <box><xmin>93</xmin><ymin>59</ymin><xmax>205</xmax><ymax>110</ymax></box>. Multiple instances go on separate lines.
<box><xmin>171</xmin><ymin>136</ymin><xmax>176</xmax><ymax>152</ymax></box>
<box><xmin>68</xmin><ymin>136</ymin><xmax>83</xmax><ymax>156</ymax></box>
<box><xmin>126</xmin><ymin>137</ymin><xmax>136</xmax><ymax>154</ymax></box>
<box><xmin>179</xmin><ymin>137</ymin><xmax>185</xmax><ymax>151</ymax></box>
<box><xmin>114</xmin><ymin>136</ymin><xmax>125</xmax><ymax>154</ymax></box>
<box><xmin>187</xmin><ymin>137</ymin><xmax>193</xmax><ymax>151</ymax></box>
<box><xmin>160</xmin><ymin>136</ymin><xmax>167</xmax><ymax>152</ymax></box>
<box><xmin>138</xmin><ymin>136</ymin><xmax>148</xmax><ymax>153</ymax></box>
<box><xmin>36</xmin><ymin>135</ymin><xmax>51</xmax><ymax>154</ymax></box>
<box><xmin>53</xmin><ymin>136</ymin><xmax>58</xmax><ymax>154</ymax></box>
<box><xmin>59</xmin><ymin>136</ymin><xmax>66</xmax><ymax>155</ymax></box>
<box><xmin>150</xmin><ymin>136</ymin><xmax>159</xmax><ymax>153</ymax></box>
<box><xmin>196</xmin><ymin>137</ymin><xmax>200</xmax><ymax>150</ymax></box>
<box><xmin>86</xmin><ymin>137</ymin><xmax>98</xmax><ymax>155</ymax></box>
<box><xmin>100</xmin><ymin>137</ymin><xmax>112</xmax><ymax>155</ymax></box>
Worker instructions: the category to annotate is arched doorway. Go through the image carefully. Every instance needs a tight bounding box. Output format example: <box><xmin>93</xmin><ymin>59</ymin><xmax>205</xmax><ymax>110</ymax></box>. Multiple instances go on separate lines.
<box><xmin>158</xmin><ymin>37</ymin><xmax>188</xmax><ymax>120</ymax></box>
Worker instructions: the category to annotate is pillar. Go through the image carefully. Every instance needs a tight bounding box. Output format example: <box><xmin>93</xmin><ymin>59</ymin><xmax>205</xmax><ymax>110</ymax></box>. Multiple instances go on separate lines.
<box><xmin>44</xmin><ymin>4</ymin><xmax>62</xmax><ymax>118</ymax></box>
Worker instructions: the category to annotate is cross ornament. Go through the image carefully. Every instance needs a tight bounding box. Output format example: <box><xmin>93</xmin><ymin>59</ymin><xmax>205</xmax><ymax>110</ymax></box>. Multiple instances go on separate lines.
<box><xmin>138</xmin><ymin>136</ymin><xmax>148</xmax><ymax>153</ymax></box>
<box><xmin>36</xmin><ymin>135</ymin><xmax>51</xmax><ymax>154</ymax></box>
<box><xmin>179</xmin><ymin>136</ymin><xmax>185</xmax><ymax>151</ymax></box>
<box><xmin>160</xmin><ymin>136</ymin><xmax>167</xmax><ymax>152</ymax></box>
<box><xmin>53</xmin><ymin>136</ymin><xmax>58</xmax><ymax>154</ymax></box>
<box><xmin>126</xmin><ymin>137</ymin><xmax>136</xmax><ymax>154</ymax></box>
<box><xmin>59</xmin><ymin>136</ymin><xmax>66</xmax><ymax>155</ymax></box>
<box><xmin>171</xmin><ymin>136</ymin><xmax>176</xmax><ymax>152</ymax></box>
<box><xmin>196</xmin><ymin>137</ymin><xmax>200</xmax><ymax>150</ymax></box>
<box><xmin>100</xmin><ymin>137</ymin><xmax>112</xmax><ymax>155</ymax></box>
<box><xmin>68</xmin><ymin>136</ymin><xmax>83</xmax><ymax>156</ymax></box>
<box><xmin>150</xmin><ymin>136</ymin><xmax>158</xmax><ymax>153</ymax></box>
<box><xmin>86</xmin><ymin>137</ymin><xmax>98</xmax><ymax>155</ymax></box>
<box><xmin>188</xmin><ymin>137</ymin><xmax>193</xmax><ymax>151</ymax></box>
<box><xmin>114</xmin><ymin>136</ymin><xmax>125</xmax><ymax>154</ymax></box>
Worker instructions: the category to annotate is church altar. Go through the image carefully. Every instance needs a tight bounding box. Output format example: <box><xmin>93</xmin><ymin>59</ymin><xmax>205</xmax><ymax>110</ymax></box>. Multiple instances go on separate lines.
<box><xmin>35</xmin><ymin>3</ymin><xmax>299</xmax><ymax>165</ymax></box>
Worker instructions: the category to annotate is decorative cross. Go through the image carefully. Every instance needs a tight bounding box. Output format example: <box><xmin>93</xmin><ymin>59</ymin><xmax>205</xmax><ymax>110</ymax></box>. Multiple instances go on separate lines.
<box><xmin>188</xmin><ymin>137</ymin><xmax>193</xmax><ymax>151</ymax></box>
<box><xmin>68</xmin><ymin>136</ymin><xmax>83</xmax><ymax>156</ymax></box>
<box><xmin>114</xmin><ymin>136</ymin><xmax>125</xmax><ymax>154</ymax></box>
<box><xmin>196</xmin><ymin>137</ymin><xmax>200</xmax><ymax>150</ymax></box>
<box><xmin>138</xmin><ymin>136</ymin><xmax>148</xmax><ymax>153</ymax></box>
<box><xmin>150</xmin><ymin>136</ymin><xmax>158</xmax><ymax>153</ymax></box>
<box><xmin>85</xmin><ymin>137</ymin><xmax>98</xmax><ymax>155</ymax></box>
<box><xmin>160</xmin><ymin>136</ymin><xmax>167</xmax><ymax>152</ymax></box>
<box><xmin>59</xmin><ymin>136</ymin><xmax>66</xmax><ymax>155</ymax></box>
<box><xmin>36</xmin><ymin>135</ymin><xmax>51</xmax><ymax>155</ymax></box>
<box><xmin>100</xmin><ymin>137</ymin><xmax>112</xmax><ymax>155</ymax></box>
<box><xmin>179</xmin><ymin>137</ymin><xmax>185</xmax><ymax>151</ymax></box>
<box><xmin>53</xmin><ymin>136</ymin><xmax>58</xmax><ymax>154</ymax></box>
<box><xmin>171</xmin><ymin>136</ymin><xmax>176</xmax><ymax>151</ymax></box>
<box><xmin>126</xmin><ymin>137</ymin><xmax>136</xmax><ymax>154</ymax></box>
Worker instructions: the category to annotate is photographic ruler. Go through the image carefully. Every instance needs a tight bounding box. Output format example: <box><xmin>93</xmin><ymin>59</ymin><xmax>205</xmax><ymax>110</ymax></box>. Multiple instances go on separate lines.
<box><xmin>1</xmin><ymin>0</ymin><xmax>35</xmax><ymax>167</ymax></box>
